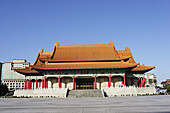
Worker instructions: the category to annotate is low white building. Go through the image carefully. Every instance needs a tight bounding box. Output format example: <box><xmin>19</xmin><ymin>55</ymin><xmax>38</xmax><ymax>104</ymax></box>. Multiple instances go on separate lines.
<box><xmin>2</xmin><ymin>59</ymin><xmax>30</xmax><ymax>91</ymax></box>
<box><xmin>145</xmin><ymin>73</ymin><xmax>157</xmax><ymax>87</ymax></box>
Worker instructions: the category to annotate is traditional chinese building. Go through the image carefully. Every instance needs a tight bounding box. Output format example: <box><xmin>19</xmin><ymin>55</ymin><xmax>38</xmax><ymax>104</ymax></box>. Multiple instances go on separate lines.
<box><xmin>14</xmin><ymin>41</ymin><xmax>155</xmax><ymax>90</ymax></box>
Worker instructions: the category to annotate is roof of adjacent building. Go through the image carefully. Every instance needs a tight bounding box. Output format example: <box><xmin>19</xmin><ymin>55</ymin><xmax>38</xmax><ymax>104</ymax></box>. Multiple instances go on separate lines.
<box><xmin>14</xmin><ymin>67</ymin><xmax>39</xmax><ymax>74</ymax></box>
<box><xmin>14</xmin><ymin>41</ymin><xmax>155</xmax><ymax>74</ymax></box>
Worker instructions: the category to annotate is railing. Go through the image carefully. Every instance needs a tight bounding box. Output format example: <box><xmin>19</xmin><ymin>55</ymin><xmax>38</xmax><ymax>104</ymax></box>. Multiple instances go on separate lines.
<box><xmin>102</xmin><ymin>87</ymin><xmax>156</xmax><ymax>97</ymax></box>
<box><xmin>13</xmin><ymin>88</ymin><xmax>68</xmax><ymax>98</ymax></box>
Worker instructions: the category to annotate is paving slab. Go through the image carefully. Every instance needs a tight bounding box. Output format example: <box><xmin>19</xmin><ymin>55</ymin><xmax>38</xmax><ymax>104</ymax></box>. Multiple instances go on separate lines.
<box><xmin>0</xmin><ymin>95</ymin><xmax>170</xmax><ymax>113</ymax></box>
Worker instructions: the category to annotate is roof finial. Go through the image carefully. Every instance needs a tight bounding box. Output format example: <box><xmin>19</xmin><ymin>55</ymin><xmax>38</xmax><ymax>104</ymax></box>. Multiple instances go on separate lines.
<box><xmin>50</xmin><ymin>42</ymin><xmax>59</xmax><ymax>59</ymax></box>
<box><xmin>109</xmin><ymin>41</ymin><xmax>114</xmax><ymax>46</ymax></box>
<box><xmin>125</xmin><ymin>47</ymin><xmax>131</xmax><ymax>52</ymax></box>
<box><xmin>38</xmin><ymin>49</ymin><xmax>43</xmax><ymax>54</ymax></box>
<box><xmin>55</xmin><ymin>42</ymin><xmax>59</xmax><ymax>47</ymax></box>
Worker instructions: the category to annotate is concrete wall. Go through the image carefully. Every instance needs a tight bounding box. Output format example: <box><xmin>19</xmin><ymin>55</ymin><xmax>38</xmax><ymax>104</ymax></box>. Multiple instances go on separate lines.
<box><xmin>103</xmin><ymin>87</ymin><xmax>156</xmax><ymax>97</ymax></box>
<box><xmin>14</xmin><ymin>88</ymin><xmax>68</xmax><ymax>98</ymax></box>
<box><xmin>136</xmin><ymin>87</ymin><xmax>156</xmax><ymax>95</ymax></box>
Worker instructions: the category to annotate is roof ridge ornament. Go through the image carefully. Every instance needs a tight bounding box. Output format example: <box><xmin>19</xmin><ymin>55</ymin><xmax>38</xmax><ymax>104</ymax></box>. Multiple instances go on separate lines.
<box><xmin>38</xmin><ymin>49</ymin><xmax>44</xmax><ymax>55</ymax></box>
<box><xmin>50</xmin><ymin>42</ymin><xmax>59</xmax><ymax>59</ymax></box>
<box><xmin>109</xmin><ymin>41</ymin><xmax>119</xmax><ymax>58</ymax></box>
<box><xmin>125</xmin><ymin>47</ymin><xmax>137</xmax><ymax>63</ymax></box>
<box><xmin>33</xmin><ymin>49</ymin><xmax>44</xmax><ymax>65</ymax></box>
<box><xmin>125</xmin><ymin>47</ymin><xmax>131</xmax><ymax>53</ymax></box>
<box><xmin>109</xmin><ymin>41</ymin><xmax>114</xmax><ymax>47</ymax></box>
<box><xmin>54</xmin><ymin>42</ymin><xmax>59</xmax><ymax>47</ymax></box>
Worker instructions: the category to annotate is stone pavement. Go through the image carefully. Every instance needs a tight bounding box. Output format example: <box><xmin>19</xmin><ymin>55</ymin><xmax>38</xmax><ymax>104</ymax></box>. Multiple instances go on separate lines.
<box><xmin>0</xmin><ymin>95</ymin><xmax>170</xmax><ymax>113</ymax></box>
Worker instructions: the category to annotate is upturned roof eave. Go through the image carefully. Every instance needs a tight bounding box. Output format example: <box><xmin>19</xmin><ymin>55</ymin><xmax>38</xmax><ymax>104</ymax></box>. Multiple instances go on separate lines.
<box><xmin>30</xmin><ymin>65</ymin><xmax>137</xmax><ymax>70</ymax></box>
<box><xmin>131</xmin><ymin>66</ymin><xmax>155</xmax><ymax>72</ymax></box>
<box><xmin>39</xmin><ymin>57</ymin><xmax>131</xmax><ymax>62</ymax></box>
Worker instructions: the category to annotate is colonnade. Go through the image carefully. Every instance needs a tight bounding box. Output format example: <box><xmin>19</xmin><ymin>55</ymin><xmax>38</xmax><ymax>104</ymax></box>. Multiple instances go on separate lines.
<box><xmin>24</xmin><ymin>76</ymin><xmax>49</xmax><ymax>89</ymax></box>
<box><xmin>137</xmin><ymin>76</ymin><xmax>146</xmax><ymax>87</ymax></box>
<box><xmin>24</xmin><ymin>75</ymin><xmax>146</xmax><ymax>90</ymax></box>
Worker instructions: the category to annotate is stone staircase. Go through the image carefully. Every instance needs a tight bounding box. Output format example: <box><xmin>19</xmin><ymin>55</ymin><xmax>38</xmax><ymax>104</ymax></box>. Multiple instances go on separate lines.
<box><xmin>67</xmin><ymin>89</ymin><xmax>103</xmax><ymax>98</ymax></box>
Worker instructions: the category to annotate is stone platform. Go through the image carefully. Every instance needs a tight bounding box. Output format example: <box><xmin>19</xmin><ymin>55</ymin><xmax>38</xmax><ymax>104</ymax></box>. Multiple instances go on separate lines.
<box><xmin>0</xmin><ymin>95</ymin><xmax>170</xmax><ymax>113</ymax></box>
<box><xmin>67</xmin><ymin>89</ymin><xmax>103</xmax><ymax>97</ymax></box>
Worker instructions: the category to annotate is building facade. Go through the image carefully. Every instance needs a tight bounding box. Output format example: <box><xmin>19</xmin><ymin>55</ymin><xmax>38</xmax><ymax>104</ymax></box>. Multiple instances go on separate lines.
<box><xmin>145</xmin><ymin>73</ymin><xmax>157</xmax><ymax>87</ymax></box>
<box><xmin>0</xmin><ymin>62</ymin><xmax>2</xmax><ymax>85</ymax></box>
<box><xmin>15</xmin><ymin>41</ymin><xmax>155</xmax><ymax>90</ymax></box>
<box><xmin>2</xmin><ymin>59</ymin><xmax>30</xmax><ymax>90</ymax></box>
<box><xmin>161</xmin><ymin>79</ymin><xmax>170</xmax><ymax>88</ymax></box>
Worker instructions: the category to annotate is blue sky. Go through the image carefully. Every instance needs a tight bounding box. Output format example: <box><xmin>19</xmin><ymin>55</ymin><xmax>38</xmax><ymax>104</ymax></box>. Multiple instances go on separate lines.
<box><xmin>0</xmin><ymin>0</ymin><xmax>170</xmax><ymax>83</ymax></box>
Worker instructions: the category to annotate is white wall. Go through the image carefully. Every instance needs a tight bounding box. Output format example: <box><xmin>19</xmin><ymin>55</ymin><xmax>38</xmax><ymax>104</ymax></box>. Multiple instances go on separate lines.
<box><xmin>14</xmin><ymin>88</ymin><xmax>68</xmax><ymax>98</ymax></box>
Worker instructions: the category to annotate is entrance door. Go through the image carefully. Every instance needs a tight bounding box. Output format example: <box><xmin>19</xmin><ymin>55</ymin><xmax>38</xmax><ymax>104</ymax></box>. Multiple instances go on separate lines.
<box><xmin>76</xmin><ymin>78</ymin><xmax>94</xmax><ymax>90</ymax></box>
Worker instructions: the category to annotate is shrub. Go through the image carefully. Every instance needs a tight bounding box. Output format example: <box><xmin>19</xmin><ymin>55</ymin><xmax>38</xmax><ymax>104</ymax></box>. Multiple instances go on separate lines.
<box><xmin>167</xmin><ymin>86</ymin><xmax>170</xmax><ymax>93</ymax></box>
<box><xmin>0</xmin><ymin>84</ymin><xmax>8</xmax><ymax>96</ymax></box>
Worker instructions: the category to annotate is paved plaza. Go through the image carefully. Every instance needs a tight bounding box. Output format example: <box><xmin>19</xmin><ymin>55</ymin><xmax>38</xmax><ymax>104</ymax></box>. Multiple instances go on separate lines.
<box><xmin>0</xmin><ymin>95</ymin><xmax>170</xmax><ymax>113</ymax></box>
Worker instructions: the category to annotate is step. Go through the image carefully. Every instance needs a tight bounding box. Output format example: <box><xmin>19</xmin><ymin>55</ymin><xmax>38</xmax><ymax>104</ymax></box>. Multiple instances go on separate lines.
<box><xmin>67</xmin><ymin>89</ymin><xmax>103</xmax><ymax>98</ymax></box>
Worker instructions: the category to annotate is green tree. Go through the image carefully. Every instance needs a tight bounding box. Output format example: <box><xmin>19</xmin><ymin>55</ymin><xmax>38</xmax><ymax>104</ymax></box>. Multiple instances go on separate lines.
<box><xmin>0</xmin><ymin>84</ymin><xmax>8</xmax><ymax>96</ymax></box>
<box><xmin>153</xmin><ymin>79</ymin><xmax>157</xmax><ymax>86</ymax></box>
<box><xmin>167</xmin><ymin>86</ymin><xmax>170</xmax><ymax>93</ymax></box>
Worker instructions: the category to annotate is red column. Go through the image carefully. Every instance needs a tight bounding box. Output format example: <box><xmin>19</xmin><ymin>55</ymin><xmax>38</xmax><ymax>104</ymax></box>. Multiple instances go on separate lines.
<box><xmin>143</xmin><ymin>77</ymin><xmax>145</xmax><ymax>87</ymax></box>
<box><xmin>58</xmin><ymin>76</ymin><xmax>61</xmax><ymax>88</ymax></box>
<box><xmin>122</xmin><ymin>77</ymin><xmax>124</xmax><ymax>84</ymax></box>
<box><xmin>141</xmin><ymin>77</ymin><xmax>145</xmax><ymax>87</ymax></box>
<box><xmin>123</xmin><ymin>75</ymin><xmax>126</xmax><ymax>87</ymax></box>
<box><xmin>138</xmin><ymin>77</ymin><xmax>141</xmax><ymax>87</ymax></box>
<box><xmin>24</xmin><ymin>79</ymin><xmax>27</xmax><ymax>89</ymax></box>
<box><xmin>27</xmin><ymin>80</ymin><xmax>29</xmax><ymax>89</ymax></box>
<box><xmin>73</xmin><ymin>76</ymin><xmax>75</xmax><ymax>89</ymax></box>
<box><xmin>108</xmin><ymin>75</ymin><xmax>111</xmax><ymax>88</ymax></box>
<box><xmin>36</xmin><ymin>79</ymin><xmax>38</xmax><ymax>88</ymax></box>
<box><xmin>28</xmin><ymin>79</ymin><xmax>29</xmax><ymax>89</ymax></box>
<box><xmin>94</xmin><ymin>76</ymin><xmax>97</xmax><ymax>89</ymax></box>
<box><xmin>131</xmin><ymin>77</ymin><xmax>134</xmax><ymax>86</ymax></box>
<box><xmin>44</xmin><ymin>76</ymin><xmax>46</xmax><ymax>88</ymax></box>
<box><xmin>42</xmin><ymin>79</ymin><xmax>44</xmax><ymax>88</ymax></box>
<box><xmin>30</xmin><ymin>80</ymin><xmax>32</xmax><ymax>89</ymax></box>
<box><xmin>29</xmin><ymin>79</ymin><xmax>32</xmax><ymax>89</ymax></box>
<box><xmin>46</xmin><ymin>79</ymin><xmax>48</xmax><ymax>88</ymax></box>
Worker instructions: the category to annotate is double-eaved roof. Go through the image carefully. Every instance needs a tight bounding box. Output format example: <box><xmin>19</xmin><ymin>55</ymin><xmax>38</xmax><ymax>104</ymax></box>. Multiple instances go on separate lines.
<box><xmin>14</xmin><ymin>41</ymin><xmax>155</xmax><ymax>74</ymax></box>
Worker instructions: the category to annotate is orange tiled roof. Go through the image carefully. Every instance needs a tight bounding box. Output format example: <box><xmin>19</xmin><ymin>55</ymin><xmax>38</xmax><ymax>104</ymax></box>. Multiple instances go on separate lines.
<box><xmin>117</xmin><ymin>47</ymin><xmax>136</xmax><ymax>63</ymax></box>
<box><xmin>33</xmin><ymin>49</ymin><xmax>52</xmax><ymax>65</ymax></box>
<box><xmin>41</xmin><ymin>41</ymin><xmax>131</xmax><ymax>62</ymax></box>
<box><xmin>30</xmin><ymin>62</ymin><xmax>138</xmax><ymax>70</ymax></box>
<box><xmin>131</xmin><ymin>65</ymin><xmax>155</xmax><ymax>72</ymax></box>
<box><xmin>14</xmin><ymin>41</ymin><xmax>155</xmax><ymax>74</ymax></box>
